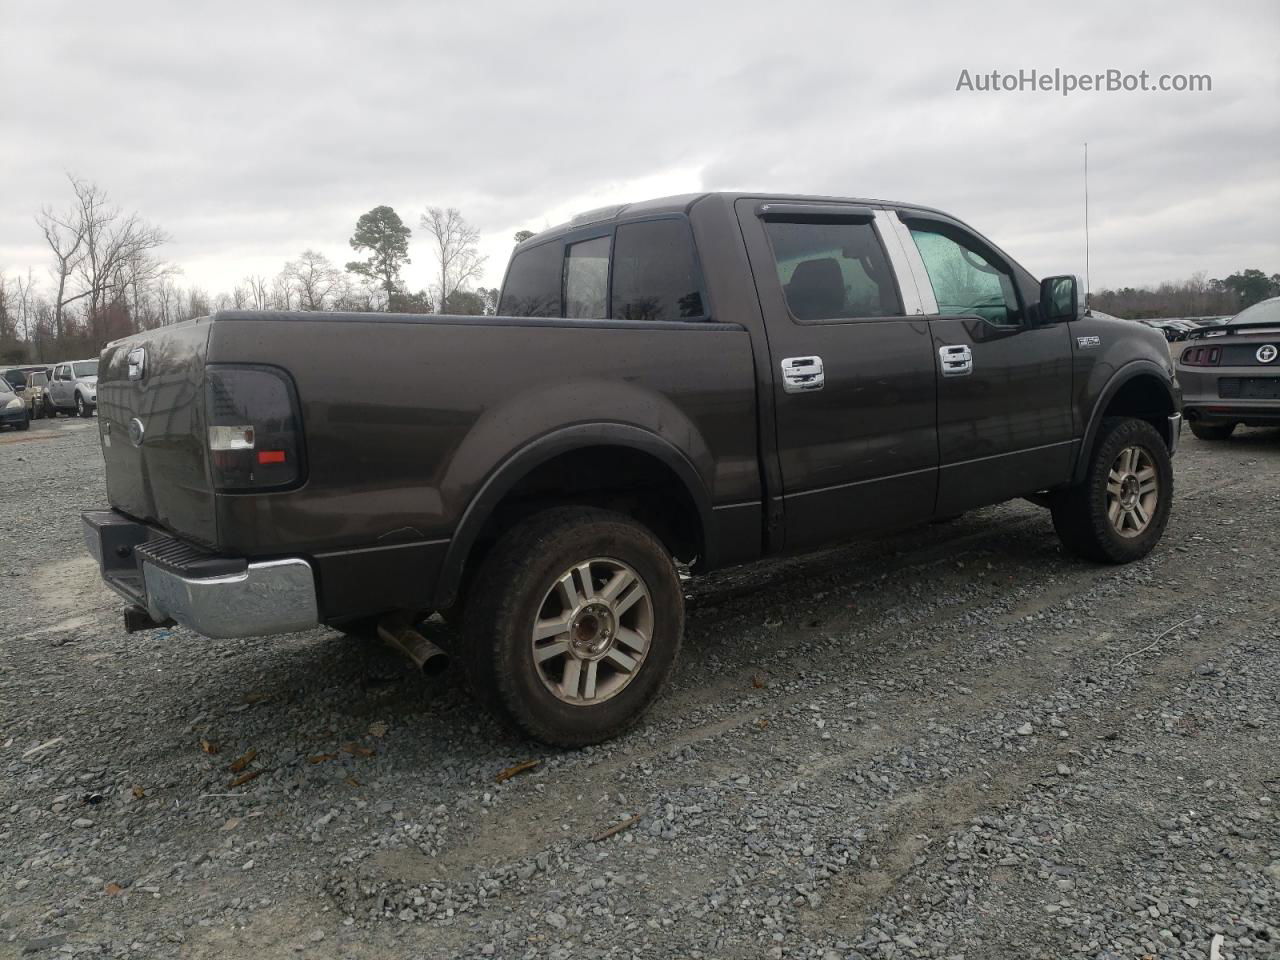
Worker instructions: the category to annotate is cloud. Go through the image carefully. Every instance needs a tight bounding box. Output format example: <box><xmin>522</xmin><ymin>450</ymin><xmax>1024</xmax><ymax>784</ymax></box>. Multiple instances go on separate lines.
<box><xmin>1</xmin><ymin>0</ymin><xmax>1276</xmax><ymax>296</ymax></box>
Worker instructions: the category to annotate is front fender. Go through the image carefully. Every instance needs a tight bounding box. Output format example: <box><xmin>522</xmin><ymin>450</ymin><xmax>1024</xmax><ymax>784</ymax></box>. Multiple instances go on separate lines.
<box><xmin>1072</xmin><ymin>358</ymin><xmax>1180</xmax><ymax>483</ymax></box>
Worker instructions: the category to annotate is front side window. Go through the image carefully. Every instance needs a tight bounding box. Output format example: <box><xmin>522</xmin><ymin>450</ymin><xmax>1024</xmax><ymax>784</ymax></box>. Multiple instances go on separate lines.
<box><xmin>611</xmin><ymin>220</ymin><xmax>704</xmax><ymax>322</ymax></box>
<box><xmin>499</xmin><ymin>241</ymin><xmax>562</xmax><ymax>317</ymax></box>
<box><xmin>563</xmin><ymin>237</ymin><xmax>610</xmax><ymax>319</ymax></box>
<box><xmin>764</xmin><ymin>220</ymin><xmax>901</xmax><ymax>321</ymax></box>
<box><xmin>908</xmin><ymin>225</ymin><xmax>1021</xmax><ymax>326</ymax></box>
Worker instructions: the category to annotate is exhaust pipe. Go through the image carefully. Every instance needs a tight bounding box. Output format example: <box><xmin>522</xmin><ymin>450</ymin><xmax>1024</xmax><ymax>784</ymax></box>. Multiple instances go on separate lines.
<box><xmin>377</xmin><ymin>616</ymin><xmax>450</xmax><ymax>676</ymax></box>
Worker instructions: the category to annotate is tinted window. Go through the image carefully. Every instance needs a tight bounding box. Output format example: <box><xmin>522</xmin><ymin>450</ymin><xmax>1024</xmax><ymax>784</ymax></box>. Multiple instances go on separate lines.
<box><xmin>909</xmin><ymin>226</ymin><xmax>1021</xmax><ymax>326</ymax></box>
<box><xmin>2</xmin><ymin>370</ymin><xmax>23</xmax><ymax>388</ymax></box>
<box><xmin>611</xmin><ymin>220</ymin><xmax>704</xmax><ymax>322</ymax></box>
<box><xmin>499</xmin><ymin>242</ymin><xmax>562</xmax><ymax>317</ymax></box>
<box><xmin>765</xmin><ymin>221</ymin><xmax>901</xmax><ymax>321</ymax></box>
<box><xmin>564</xmin><ymin>237</ymin><xmax>610</xmax><ymax>319</ymax></box>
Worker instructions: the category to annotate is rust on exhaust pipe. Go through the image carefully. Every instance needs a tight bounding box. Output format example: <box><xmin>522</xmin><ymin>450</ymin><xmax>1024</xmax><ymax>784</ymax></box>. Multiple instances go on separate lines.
<box><xmin>377</xmin><ymin>615</ymin><xmax>450</xmax><ymax>675</ymax></box>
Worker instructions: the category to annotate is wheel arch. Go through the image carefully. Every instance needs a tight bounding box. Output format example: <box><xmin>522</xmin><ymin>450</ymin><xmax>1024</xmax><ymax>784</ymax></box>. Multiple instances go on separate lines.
<box><xmin>1073</xmin><ymin>362</ymin><xmax>1178</xmax><ymax>484</ymax></box>
<box><xmin>432</xmin><ymin>424</ymin><xmax>713</xmax><ymax>609</ymax></box>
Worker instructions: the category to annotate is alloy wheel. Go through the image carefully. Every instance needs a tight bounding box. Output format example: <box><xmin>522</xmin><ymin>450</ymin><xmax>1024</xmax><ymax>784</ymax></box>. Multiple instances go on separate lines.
<box><xmin>530</xmin><ymin>557</ymin><xmax>653</xmax><ymax>704</ymax></box>
<box><xmin>1106</xmin><ymin>445</ymin><xmax>1159</xmax><ymax>538</ymax></box>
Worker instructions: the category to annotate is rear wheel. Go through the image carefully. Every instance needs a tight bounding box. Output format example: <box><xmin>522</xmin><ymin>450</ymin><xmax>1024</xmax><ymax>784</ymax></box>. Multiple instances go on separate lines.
<box><xmin>1051</xmin><ymin>417</ymin><xmax>1173</xmax><ymax>564</ymax></box>
<box><xmin>1189</xmin><ymin>421</ymin><xmax>1235</xmax><ymax>441</ymax></box>
<box><xmin>463</xmin><ymin>507</ymin><xmax>683</xmax><ymax>747</ymax></box>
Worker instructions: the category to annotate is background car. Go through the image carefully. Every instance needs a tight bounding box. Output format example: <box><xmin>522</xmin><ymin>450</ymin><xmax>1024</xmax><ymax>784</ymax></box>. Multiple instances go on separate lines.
<box><xmin>2</xmin><ymin>366</ymin><xmax>50</xmax><ymax>419</ymax></box>
<box><xmin>45</xmin><ymin>359</ymin><xmax>98</xmax><ymax>418</ymax></box>
<box><xmin>0</xmin><ymin>376</ymin><xmax>31</xmax><ymax>431</ymax></box>
<box><xmin>1175</xmin><ymin>296</ymin><xmax>1280</xmax><ymax>440</ymax></box>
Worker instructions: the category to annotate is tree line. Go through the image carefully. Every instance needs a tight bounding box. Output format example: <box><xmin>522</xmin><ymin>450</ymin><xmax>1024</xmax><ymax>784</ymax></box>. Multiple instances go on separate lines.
<box><xmin>1090</xmin><ymin>269</ymin><xmax>1279</xmax><ymax>319</ymax></box>
<box><xmin>0</xmin><ymin>175</ymin><xmax>530</xmax><ymax>364</ymax></box>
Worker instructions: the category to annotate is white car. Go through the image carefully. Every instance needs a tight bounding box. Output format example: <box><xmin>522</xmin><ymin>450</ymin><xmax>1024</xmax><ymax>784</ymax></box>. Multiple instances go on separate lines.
<box><xmin>46</xmin><ymin>359</ymin><xmax>98</xmax><ymax>418</ymax></box>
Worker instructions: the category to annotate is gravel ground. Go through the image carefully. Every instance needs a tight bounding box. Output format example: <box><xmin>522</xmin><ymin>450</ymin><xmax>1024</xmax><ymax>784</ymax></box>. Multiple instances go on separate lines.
<box><xmin>1</xmin><ymin>415</ymin><xmax>1278</xmax><ymax>960</ymax></box>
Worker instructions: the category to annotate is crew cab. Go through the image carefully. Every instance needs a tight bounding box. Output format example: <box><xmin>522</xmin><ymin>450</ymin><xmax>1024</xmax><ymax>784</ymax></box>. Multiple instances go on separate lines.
<box><xmin>83</xmin><ymin>192</ymin><xmax>1181</xmax><ymax>745</ymax></box>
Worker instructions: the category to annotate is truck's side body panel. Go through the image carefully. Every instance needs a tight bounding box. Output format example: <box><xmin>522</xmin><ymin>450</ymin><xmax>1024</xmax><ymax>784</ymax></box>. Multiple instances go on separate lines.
<box><xmin>199</xmin><ymin>313</ymin><xmax>759</xmax><ymax>616</ymax></box>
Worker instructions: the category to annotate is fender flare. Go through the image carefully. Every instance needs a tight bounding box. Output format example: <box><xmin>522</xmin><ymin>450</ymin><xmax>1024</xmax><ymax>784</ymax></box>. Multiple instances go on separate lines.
<box><xmin>1072</xmin><ymin>360</ymin><xmax>1178</xmax><ymax>484</ymax></box>
<box><xmin>431</xmin><ymin>422</ymin><xmax>713</xmax><ymax>609</ymax></box>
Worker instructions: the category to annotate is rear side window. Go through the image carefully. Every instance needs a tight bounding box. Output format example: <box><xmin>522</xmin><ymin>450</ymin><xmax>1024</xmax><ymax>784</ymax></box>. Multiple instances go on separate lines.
<box><xmin>765</xmin><ymin>221</ymin><xmax>901</xmax><ymax>321</ymax></box>
<box><xmin>499</xmin><ymin>241</ymin><xmax>562</xmax><ymax>317</ymax></box>
<box><xmin>563</xmin><ymin>237</ymin><xmax>610</xmax><ymax>319</ymax></box>
<box><xmin>611</xmin><ymin>220</ymin><xmax>704</xmax><ymax>321</ymax></box>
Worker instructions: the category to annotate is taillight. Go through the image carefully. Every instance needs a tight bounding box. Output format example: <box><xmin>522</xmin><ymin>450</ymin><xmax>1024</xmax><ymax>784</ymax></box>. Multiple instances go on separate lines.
<box><xmin>1180</xmin><ymin>345</ymin><xmax>1220</xmax><ymax>366</ymax></box>
<box><xmin>205</xmin><ymin>365</ymin><xmax>304</xmax><ymax>491</ymax></box>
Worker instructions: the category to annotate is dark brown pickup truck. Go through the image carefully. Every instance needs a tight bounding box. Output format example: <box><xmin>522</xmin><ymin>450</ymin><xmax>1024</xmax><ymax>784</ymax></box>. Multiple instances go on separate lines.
<box><xmin>83</xmin><ymin>192</ymin><xmax>1182</xmax><ymax>745</ymax></box>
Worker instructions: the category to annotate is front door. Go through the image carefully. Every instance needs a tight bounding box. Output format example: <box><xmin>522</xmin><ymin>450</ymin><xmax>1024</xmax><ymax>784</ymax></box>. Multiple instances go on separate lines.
<box><xmin>736</xmin><ymin>199</ymin><xmax>939</xmax><ymax>552</ymax></box>
<box><xmin>893</xmin><ymin>212</ymin><xmax>1074</xmax><ymax>514</ymax></box>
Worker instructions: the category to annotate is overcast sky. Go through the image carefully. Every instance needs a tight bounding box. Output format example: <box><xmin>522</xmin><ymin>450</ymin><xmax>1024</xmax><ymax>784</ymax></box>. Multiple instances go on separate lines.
<box><xmin>2</xmin><ymin>0</ymin><xmax>1277</xmax><ymax>299</ymax></box>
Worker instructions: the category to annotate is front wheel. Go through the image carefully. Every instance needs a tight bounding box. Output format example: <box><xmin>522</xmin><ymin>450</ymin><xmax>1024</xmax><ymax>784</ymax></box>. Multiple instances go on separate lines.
<box><xmin>76</xmin><ymin>394</ymin><xmax>90</xmax><ymax>418</ymax></box>
<box><xmin>463</xmin><ymin>507</ymin><xmax>684</xmax><ymax>747</ymax></box>
<box><xmin>1189</xmin><ymin>421</ymin><xmax>1235</xmax><ymax>442</ymax></box>
<box><xmin>1051</xmin><ymin>417</ymin><xmax>1173</xmax><ymax>564</ymax></box>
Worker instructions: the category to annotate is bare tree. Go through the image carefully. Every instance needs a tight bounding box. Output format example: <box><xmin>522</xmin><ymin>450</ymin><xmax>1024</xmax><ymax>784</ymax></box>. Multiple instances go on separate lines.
<box><xmin>36</xmin><ymin>197</ymin><xmax>87</xmax><ymax>340</ymax></box>
<box><xmin>420</xmin><ymin>207</ymin><xmax>486</xmax><ymax>314</ymax></box>
<box><xmin>244</xmin><ymin>275</ymin><xmax>270</xmax><ymax>310</ymax></box>
<box><xmin>68</xmin><ymin>177</ymin><xmax>169</xmax><ymax>342</ymax></box>
<box><xmin>282</xmin><ymin>249</ymin><xmax>343</xmax><ymax>311</ymax></box>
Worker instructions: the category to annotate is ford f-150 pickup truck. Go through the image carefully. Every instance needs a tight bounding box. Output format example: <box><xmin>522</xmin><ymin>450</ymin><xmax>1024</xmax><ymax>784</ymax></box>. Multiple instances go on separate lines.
<box><xmin>83</xmin><ymin>192</ymin><xmax>1181</xmax><ymax>746</ymax></box>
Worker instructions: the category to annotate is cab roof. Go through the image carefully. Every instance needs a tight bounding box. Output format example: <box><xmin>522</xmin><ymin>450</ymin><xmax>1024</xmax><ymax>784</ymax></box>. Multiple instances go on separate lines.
<box><xmin>515</xmin><ymin>192</ymin><xmax>955</xmax><ymax>250</ymax></box>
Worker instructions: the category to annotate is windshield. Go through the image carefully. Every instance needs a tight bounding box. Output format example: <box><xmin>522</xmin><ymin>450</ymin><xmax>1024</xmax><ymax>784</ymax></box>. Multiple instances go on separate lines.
<box><xmin>1229</xmin><ymin>298</ymin><xmax>1280</xmax><ymax>326</ymax></box>
<box><xmin>2</xmin><ymin>370</ymin><xmax>25</xmax><ymax>388</ymax></box>
<box><xmin>0</xmin><ymin>378</ymin><xmax>12</xmax><ymax>394</ymax></box>
<box><xmin>72</xmin><ymin>360</ymin><xmax>99</xmax><ymax>377</ymax></box>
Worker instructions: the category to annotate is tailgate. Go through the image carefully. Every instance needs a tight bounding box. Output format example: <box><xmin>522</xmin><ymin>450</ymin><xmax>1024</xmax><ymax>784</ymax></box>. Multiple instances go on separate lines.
<box><xmin>98</xmin><ymin>319</ymin><xmax>217</xmax><ymax>546</ymax></box>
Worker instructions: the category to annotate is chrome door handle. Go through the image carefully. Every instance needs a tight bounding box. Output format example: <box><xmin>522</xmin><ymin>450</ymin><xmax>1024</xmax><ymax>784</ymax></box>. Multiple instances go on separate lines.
<box><xmin>938</xmin><ymin>344</ymin><xmax>973</xmax><ymax>377</ymax></box>
<box><xmin>781</xmin><ymin>356</ymin><xmax>824</xmax><ymax>393</ymax></box>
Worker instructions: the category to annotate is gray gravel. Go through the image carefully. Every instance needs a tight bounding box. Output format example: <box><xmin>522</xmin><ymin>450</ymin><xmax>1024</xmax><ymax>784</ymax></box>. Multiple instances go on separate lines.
<box><xmin>2</xmin><ymin>415</ymin><xmax>1278</xmax><ymax>959</ymax></box>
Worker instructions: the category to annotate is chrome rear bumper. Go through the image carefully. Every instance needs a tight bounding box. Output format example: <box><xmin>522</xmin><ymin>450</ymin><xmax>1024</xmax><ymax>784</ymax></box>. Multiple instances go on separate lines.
<box><xmin>82</xmin><ymin>510</ymin><xmax>319</xmax><ymax>639</ymax></box>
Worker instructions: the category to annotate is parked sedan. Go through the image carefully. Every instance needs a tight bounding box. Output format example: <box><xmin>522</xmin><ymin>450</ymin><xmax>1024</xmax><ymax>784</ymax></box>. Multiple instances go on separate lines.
<box><xmin>0</xmin><ymin>376</ymin><xmax>30</xmax><ymax>431</ymax></box>
<box><xmin>1176</xmin><ymin>296</ymin><xmax>1280</xmax><ymax>440</ymax></box>
<box><xmin>45</xmin><ymin>359</ymin><xmax>98</xmax><ymax>417</ymax></box>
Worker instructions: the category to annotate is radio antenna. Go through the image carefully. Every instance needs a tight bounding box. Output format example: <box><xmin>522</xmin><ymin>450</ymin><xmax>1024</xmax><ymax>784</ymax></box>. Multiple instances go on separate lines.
<box><xmin>1083</xmin><ymin>141</ymin><xmax>1091</xmax><ymax>308</ymax></box>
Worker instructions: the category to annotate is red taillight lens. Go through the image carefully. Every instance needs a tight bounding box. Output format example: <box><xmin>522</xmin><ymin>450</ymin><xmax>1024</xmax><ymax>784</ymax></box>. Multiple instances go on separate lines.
<box><xmin>1180</xmin><ymin>346</ymin><xmax>1220</xmax><ymax>366</ymax></box>
<box><xmin>205</xmin><ymin>366</ymin><xmax>303</xmax><ymax>491</ymax></box>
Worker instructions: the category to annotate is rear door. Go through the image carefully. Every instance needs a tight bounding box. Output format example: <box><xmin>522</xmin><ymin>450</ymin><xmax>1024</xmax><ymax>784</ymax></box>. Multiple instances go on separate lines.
<box><xmin>735</xmin><ymin>199</ymin><xmax>938</xmax><ymax>552</ymax></box>
<box><xmin>889</xmin><ymin>210</ymin><xmax>1074</xmax><ymax>514</ymax></box>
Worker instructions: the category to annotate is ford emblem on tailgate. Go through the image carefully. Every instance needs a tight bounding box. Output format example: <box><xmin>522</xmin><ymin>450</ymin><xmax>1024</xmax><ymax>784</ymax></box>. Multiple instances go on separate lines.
<box><xmin>127</xmin><ymin>346</ymin><xmax>146</xmax><ymax>380</ymax></box>
<box><xmin>128</xmin><ymin>418</ymin><xmax>146</xmax><ymax>447</ymax></box>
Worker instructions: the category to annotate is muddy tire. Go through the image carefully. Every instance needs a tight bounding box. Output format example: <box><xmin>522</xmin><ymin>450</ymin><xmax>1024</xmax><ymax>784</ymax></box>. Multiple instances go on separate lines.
<box><xmin>1051</xmin><ymin>417</ymin><xmax>1173</xmax><ymax>564</ymax></box>
<box><xmin>1189</xmin><ymin>421</ymin><xmax>1235</xmax><ymax>442</ymax></box>
<box><xmin>463</xmin><ymin>507</ymin><xmax>683</xmax><ymax>747</ymax></box>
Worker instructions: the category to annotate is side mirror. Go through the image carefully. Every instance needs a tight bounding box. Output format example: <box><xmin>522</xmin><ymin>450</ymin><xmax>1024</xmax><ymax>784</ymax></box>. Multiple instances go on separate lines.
<box><xmin>1039</xmin><ymin>275</ymin><xmax>1083</xmax><ymax>323</ymax></box>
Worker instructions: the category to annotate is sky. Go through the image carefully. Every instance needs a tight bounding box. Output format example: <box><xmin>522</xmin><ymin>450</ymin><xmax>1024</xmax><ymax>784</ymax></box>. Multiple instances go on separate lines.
<box><xmin>2</xmin><ymin>0</ymin><xmax>1277</xmax><ymax>300</ymax></box>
